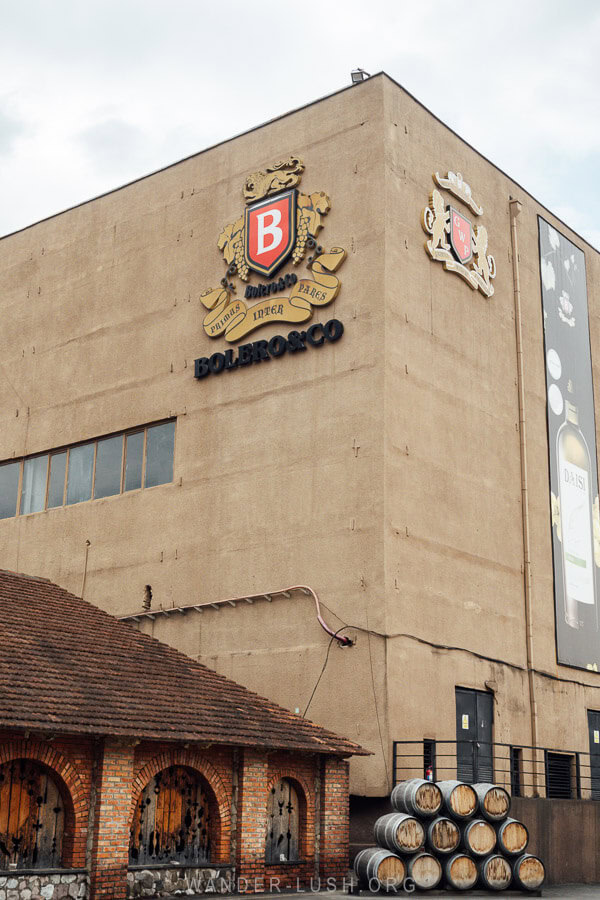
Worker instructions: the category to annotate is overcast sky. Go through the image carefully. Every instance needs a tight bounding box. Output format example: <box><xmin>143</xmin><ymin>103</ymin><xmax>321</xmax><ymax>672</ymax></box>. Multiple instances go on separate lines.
<box><xmin>1</xmin><ymin>0</ymin><xmax>598</xmax><ymax>248</ymax></box>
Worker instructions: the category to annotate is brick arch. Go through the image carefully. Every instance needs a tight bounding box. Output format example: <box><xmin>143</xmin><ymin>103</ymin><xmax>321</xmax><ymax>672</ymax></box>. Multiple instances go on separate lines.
<box><xmin>266</xmin><ymin>769</ymin><xmax>313</xmax><ymax>809</ymax></box>
<box><xmin>131</xmin><ymin>749</ymin><xmax>231</xmax><ymax>863</ymax></box>
<box><xmin>266</xmin><ymin>769</ymin><xmax>315</xmax><ymax>861</ymax></box>
<box><xmin>0</xmin><ymin>739</ymin><xmax>89</xmax><ymax>867</ymax></box>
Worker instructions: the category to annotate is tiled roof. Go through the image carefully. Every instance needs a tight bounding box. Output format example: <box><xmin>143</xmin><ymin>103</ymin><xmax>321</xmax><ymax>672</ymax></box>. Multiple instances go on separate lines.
<box><xmin>0</xmin><ymin>570</ymin><xmax>368</xmax><ymax>756</ymax></box>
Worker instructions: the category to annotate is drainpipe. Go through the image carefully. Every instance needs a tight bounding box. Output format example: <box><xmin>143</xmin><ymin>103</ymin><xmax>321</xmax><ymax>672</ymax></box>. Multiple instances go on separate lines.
<box><xmin>509</xmin><ymin>198</ymin><xmax>540</xmax><ymax>794</ymax></box>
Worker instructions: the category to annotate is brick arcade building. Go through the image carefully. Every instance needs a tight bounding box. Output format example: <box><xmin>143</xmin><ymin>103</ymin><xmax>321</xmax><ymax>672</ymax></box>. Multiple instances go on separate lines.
<box><xmin>0</xmin><ymin>570</ymin><xmax>365</xmax><ymax>899</ymax></box>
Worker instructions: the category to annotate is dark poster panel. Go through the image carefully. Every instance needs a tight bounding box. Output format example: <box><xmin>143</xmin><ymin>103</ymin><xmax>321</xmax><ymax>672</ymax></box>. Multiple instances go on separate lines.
<box><xmin>539</xmin><ymin>217</ymin><xmax>600</xmax><ymax>670</ymax></box>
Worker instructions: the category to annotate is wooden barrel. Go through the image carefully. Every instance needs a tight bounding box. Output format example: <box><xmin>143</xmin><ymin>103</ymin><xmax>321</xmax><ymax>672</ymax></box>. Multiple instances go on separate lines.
<box><xmin>461</xmin><ymin>818</ymin><xmax>497</xmax><ymax>857</ymax></box>
<box><xmin>353</xmin><ymin>847</ymin><xmax>406</xmax><ymax>890</ymax></box>
<box><xmin>512</xmin><ymin>854</ymin><xmax>546</xmax><ymax>891</ymax></box>
<box><xmin>496</xmin><ymin>817</ymin><xmax>529</xmax><ymax>856</ymax></box>
<box><xmin>478</xmin><ymin>854</ymin><xmax>512</xmax><ymax>891</ymax></box>
<box><xmin>374</xmin><ymin>813</ymin><xmax>424</xmax><ymax>854</ymax></box>
<box><xmin>406</xmin><ymin>852</ymin><xmax>442</xmax><ymax>890</ymax></box>
<box><xmin>444</xmin><ymin>853</ymin><xmax>478</xmax><ymax>891</ymax></box>
<box><xmin>390</xmin><ymin>778</ymin><xmax>442</xmax><ymax>817</ymax></box>
<box><xmin>426</xmin><ymin>816</ymin><xmax>460</xmax><ymax>854</ymax></box>
<box><xmin>472</xmin><ymin>783</ymin><xmax>511</xmax><ymax>821</ymax></box>
<box><xmin>437</xmin><ymin>780</ymin><xmax>478</xmax><ymax>819</ymax></box>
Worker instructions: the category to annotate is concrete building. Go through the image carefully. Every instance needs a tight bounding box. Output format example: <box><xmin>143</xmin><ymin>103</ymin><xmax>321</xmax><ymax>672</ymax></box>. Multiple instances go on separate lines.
<box><xmin>1</xmin><ymin>73</ymin><xmax>600</xmax><ymax>876</ymax></box>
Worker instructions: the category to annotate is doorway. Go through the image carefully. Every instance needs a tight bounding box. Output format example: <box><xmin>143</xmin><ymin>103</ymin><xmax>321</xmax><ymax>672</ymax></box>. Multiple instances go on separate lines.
<box><xmin>455</xmin><ymin>687</ymin><xmax>493</xmax><ymax>783</ymax></box>
<box><xmin>588</xmin><ymin>710</ymin><xmax>600</xmax><ymax>800</ymax></box>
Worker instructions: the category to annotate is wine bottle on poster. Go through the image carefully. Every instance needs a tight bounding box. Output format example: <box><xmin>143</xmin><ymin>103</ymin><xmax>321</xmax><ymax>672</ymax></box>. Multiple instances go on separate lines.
<box><xmin>556</xmin><ymin>381</ymin><xmax>598</xmax><ymax>634</ymax></box>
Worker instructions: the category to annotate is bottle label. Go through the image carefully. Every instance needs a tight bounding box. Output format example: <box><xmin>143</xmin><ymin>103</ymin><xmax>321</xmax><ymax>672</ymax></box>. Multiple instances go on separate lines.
<box><xmin>560</xmin><ymin>460</ymin><xmax>595</xmax><ymax>604</ymax></box>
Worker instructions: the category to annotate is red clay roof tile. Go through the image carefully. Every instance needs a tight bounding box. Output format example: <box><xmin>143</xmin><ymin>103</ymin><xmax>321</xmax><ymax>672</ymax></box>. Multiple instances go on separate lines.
<box><xmin>0</xmin><ymin>569</ymin><xmax>368</xmax><ymax>756</ymax></box>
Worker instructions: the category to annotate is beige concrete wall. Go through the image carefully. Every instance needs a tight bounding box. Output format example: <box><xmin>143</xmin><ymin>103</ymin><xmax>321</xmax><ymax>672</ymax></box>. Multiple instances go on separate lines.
<box><xmin>381</xmin><ymin>76</ymin><xmax>600</xmax><ymax>768</ymax></box>
<box><xmin>0</xmin><ymin>77</ymin><xmax>388</xmax><ymax>796</ymax></box>
<box><xmin>1</xmin><ymin>74</ymin><xmax>600</xmax><ymax>798</ymax></box>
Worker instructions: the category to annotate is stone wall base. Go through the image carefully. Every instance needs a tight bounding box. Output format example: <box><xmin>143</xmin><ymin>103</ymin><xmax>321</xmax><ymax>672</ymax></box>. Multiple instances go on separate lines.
<box><xmin>126</xmin><ymin>867</ymin><xmax>235</xmax><ymax>897</ymax></box>
<box><xmin>0</xmin><ymin>872</ymin><xmax>89</xmax><ymax>900</ymax></box>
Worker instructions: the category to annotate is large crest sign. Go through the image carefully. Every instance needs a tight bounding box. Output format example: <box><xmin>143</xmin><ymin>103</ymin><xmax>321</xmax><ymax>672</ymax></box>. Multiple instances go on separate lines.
<box><xmin>199</xmin><ymin>156</ymin><xmax>347</xmax><ymax>343</ymax></box>
<box><xmin>421</xmin><ymin>171</ymin><xmax>496</xmax><ymax>297</ymax></box>
<box><xmin>244</xmin><ymin>189</ymin><xmax>297</xmax><ymax>277</ymax></box>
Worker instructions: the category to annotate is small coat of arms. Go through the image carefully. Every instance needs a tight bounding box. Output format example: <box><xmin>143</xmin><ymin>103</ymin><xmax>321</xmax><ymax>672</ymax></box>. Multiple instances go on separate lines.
<box><xmin>421</xmin><ymin>171</ymin><xmax>496</xmax><ymax>298</ymax></box>
<box><xmin>201</xmin><ymin>156</ymin><xmax>346</xmax><ymax>342</ymax></box>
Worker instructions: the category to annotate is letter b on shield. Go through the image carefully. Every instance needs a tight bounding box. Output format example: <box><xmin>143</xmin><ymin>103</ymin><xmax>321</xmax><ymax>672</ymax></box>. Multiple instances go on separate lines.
<box><xmin>244</xmin><ymin>189</ymin><xmax>297</xmax><ymax>277</ymax></box>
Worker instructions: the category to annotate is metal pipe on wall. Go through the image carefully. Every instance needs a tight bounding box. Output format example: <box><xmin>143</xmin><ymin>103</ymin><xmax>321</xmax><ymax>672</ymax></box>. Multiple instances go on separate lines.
<box><xmin>509</xmin><ymin>198</ymin><xmax>540</xmax><ymax>794</ymax></box>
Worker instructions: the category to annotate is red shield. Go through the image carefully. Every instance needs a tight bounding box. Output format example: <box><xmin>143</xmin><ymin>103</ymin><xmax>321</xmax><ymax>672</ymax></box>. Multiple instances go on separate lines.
<box><xmin>449</xmin><ymin>207</ymin><xmax>473</xmax><ymax>264</ymax></box>
<box><xmin>244</xmin><ymin>189</ymin><xmax>297</xmax><ymax>278</ymax></box>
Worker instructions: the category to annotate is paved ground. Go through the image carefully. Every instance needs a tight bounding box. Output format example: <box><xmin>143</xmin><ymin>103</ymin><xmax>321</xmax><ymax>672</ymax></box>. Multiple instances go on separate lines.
<box><xmin>174</xmin><ymin>887</ymin><xmax>600</xmax><ymax>898</ymax></box>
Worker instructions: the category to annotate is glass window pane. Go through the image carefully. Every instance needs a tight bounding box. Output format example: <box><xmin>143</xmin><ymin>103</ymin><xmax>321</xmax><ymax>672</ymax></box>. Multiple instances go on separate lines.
<box><xmin>94</xmin><ymin>435</ymin><xmax>123</xmax><ymax>499</ymax></box>
<box><xmin>145</xmin><ymin>422</ymin><xmax>175</xmax><ymax>488</ymax></box>
<box><xmin>0</xmin><ymin>462</ymin><xmax>20</xmax><ymax>520</ymax></box>
<box><xmin>20</xmin><ymin>455</ymin><xmax>48</xmax><ymax>515</ymax></box>
<box><xmin>66</xmin><ymin>444</ymin><xmax>94</xmax><ymax>505</ymax></box>
<box><xmin>47</xmin><ymin>452</ymin><xmax>67</xmax><ymax>508</ymax></box>
<box><xmin>124</xmin><ymin>432</ymin><xmax>144</xmax><ymax>492</ymax></box>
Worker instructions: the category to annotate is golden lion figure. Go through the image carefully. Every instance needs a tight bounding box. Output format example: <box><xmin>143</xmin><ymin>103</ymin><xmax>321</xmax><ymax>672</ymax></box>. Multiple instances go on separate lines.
<box><xmin>472</xmin><ymin>225</ymin><xmax>496</xmax><ymax>296</ymax></box>
<box><xmin>422</xmin><ymin>189</ymin><xmax>450</xmax><ymax>256</ymax></box>
<box><xmin>243</xmin><ymin>156</ymin><xmax>304</xmax><ymax>204</ymax></box>
<box><xmin>472</xmin><ymin>225</ymin><xmax>496</xmax><ymax>291</ymax></box>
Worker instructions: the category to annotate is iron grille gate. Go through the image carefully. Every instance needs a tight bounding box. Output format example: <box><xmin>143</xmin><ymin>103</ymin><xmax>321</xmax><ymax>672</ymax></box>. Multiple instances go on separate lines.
<box><xmin>265</xmin><ymin>779</ymin><xmax>299</xmax><ymax>863</ymax></box>
<box><xmin>129</xmin><ymin>766</ymin><xmax>211</xmax><ymax>865</ymax></box>
<box><xmin>0</xmin><ymin>760</ymin><xmax>64</xmax><ymax>869</ymax></box>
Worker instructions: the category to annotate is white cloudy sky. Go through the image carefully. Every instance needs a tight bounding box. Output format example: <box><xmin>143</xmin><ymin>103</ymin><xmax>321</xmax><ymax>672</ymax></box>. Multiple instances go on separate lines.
<box><xmin>1</xmin><ymin>0</ymin><xmax>599</xmax><ymax>248</ymax></box>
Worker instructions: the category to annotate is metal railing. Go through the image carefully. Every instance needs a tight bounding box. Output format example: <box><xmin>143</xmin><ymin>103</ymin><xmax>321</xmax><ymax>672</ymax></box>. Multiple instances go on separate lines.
<box><xmin>392</xmin><ymin>740</ymin><xmax>600</xmax><ymax>800</ymax></box>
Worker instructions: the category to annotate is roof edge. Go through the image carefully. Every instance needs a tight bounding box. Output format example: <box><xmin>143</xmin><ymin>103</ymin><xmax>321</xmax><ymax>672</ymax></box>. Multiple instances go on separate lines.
<box><xmin>0</xmin><ymin>75</ymin><xmax>382</xmax><ymax>242</ymax></box>
<box><xmin>2</xmin><ymin>71</ymin><xmax>596</xmax><ymax>254</ymax></box>
<box><xmin>0</xmin><ymin>568</ymin><xmax>53</xmax><ymax>584</ymax></box>
<box><xmin>0</xmin><ymin>722</ymin><xmax>370</xmax><ymax>756</ymax></box>
<box><xmin>378</xmin><ymin>72</ymin><xmax>597</xmax><ymax>254</ymax></box>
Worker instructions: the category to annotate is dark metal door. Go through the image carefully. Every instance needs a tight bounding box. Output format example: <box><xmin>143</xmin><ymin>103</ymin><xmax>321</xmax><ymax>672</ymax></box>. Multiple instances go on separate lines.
<box><xmin>588</xmin><ymin>710</ymin><xmax>600</xmax><ymax>799</ymax></box>
<box><xmin>456</xmin><ymin>688</ymin><xmax>493</xmax><ymax>783</ymax></box>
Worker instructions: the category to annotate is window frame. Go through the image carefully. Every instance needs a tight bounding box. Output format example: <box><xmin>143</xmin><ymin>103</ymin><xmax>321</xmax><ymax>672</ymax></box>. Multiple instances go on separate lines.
<box><xmin>19</xmin><ymin>454</ymin><xmax>50</xmax><ymax>516</ymax></box>
<box><xmin>93</xmin><ymin>433</ymin><xmax>125</xmax><ymax>500</ymax></box>
<box><xmin>0</xmin><ymin>418</ymin><xmax>175</xmax><ymax>520</ymax></box>
<box><xmin>0</xmin><ymin>459</ymin><xmax>22</xmax><ymax>520</ymax></box>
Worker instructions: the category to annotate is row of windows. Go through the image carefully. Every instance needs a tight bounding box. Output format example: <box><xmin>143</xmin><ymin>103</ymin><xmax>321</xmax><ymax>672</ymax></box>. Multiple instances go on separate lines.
<box><xmin>0</xmin><ymin>420</ymin><xmax>175</xmax><ymax>520</ymax></box>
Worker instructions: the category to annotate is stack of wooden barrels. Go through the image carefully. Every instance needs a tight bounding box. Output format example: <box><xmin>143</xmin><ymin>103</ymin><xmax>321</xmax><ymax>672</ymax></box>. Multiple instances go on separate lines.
<box><xmin>354</xmin><ymin>779</ymin><xmax>545</xmax><ymax>892</ymax></box>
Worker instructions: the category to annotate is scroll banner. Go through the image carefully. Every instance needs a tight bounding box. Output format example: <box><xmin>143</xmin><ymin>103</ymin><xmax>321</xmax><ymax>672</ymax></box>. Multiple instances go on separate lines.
<box><xmin>201</xmin><ymin>247</ymin><xmax>346</xmax><ymax>343</ymax></box>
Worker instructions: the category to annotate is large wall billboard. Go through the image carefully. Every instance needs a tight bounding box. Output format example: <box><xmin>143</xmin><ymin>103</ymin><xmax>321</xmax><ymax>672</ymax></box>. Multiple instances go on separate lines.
<box><xmin>539</xmin><ymin>217</ymin><xmax>600</xmax><ymax>670</ymax></box>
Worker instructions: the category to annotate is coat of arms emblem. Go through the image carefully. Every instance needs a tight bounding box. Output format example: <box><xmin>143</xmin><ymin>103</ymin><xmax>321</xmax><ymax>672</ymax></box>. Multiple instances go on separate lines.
<box><xmin>421</xmin><ymin>172</ymin><xmax>496</xmax><ymax>297</ymax></box>
<box><xmin>449</xmin><ymin>207</ymin><xmax>472</xmax><ymax>265</ymax></box>
<box><xmin>244</xmin><ymin>189</ymin><xmax>297</xmax><ymax>277</ymax></box>
<box><xmin>200</xmin><ymin>156</ymin><xmax>346</xmax><ymax>343</ymax></box>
